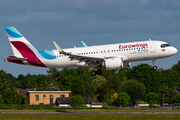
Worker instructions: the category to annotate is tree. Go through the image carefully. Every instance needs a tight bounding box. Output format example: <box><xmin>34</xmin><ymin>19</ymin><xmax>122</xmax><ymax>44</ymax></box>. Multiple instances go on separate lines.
<box><xmin>173</xmin><ymin>95</ymin><xmax>180</xmax><ymax>103</ymax></box>
<box><xmin>161</xmin><ymin>69</ymin><xmax>180</xmax><ymax>89</ymax></box>
<box><xmin>16</xmin><ymin>74</ymin><xmax>25</xmax><ymax>80</ymax></box>
<box><xmin>171</xmin><ymin>60</ymin><xmax>180</xmax><ymax>74</ymax></box>
<box><xmin>47</xmin><ymin>68</ymin><xmax>58</xmax><ymax>76</ymax></box>
<box><xmin>71</xmin><ymin>76</ymin><xmax>84</xmax><ymax>96</ymax></box>
<box><xmin>158</xmin><ymin>85</ymin><xmax>169</xmax><ymax>105</ymax></box>
<box><xmin>0</xmin><ymin>70</ymin><xmax>9</xmax><ymax>93</ymax></box>
<box><xmin>36</xmin><ymin>74</ymin><xmax>48</xmax><ymax>87</ymax></box>
<box><xmin>17</xmin><ymin>94</ymin><xmax>27</xmax><ymax>104</ymax></box>
<box><xmin>0</xmin><ymin>94</ymin><xmax>3</xmax><ymax>104</ymax></box>
<box><xmin>3</xmin><ymin>87</ymin><xmax>18</xmax><ymax>104</ymax></box>
<box><xmin>111</xmin><ymin>92</ymin><xmax>118</xmax><ymax>105</ymax></box>
<box><xmin>166</xmin><ymin>88</ymin><xmax>175</xmax><ymax>104</ymax></box>
<box><xmin>121</xmin><ymin>79</ymin><xmax>145</xmax><ymax>105</ymax></box>
<box><xmin>58</xmin><ymin>69</ymin><xmax>77</xmax><ymax>91</ymax></box>
<box><xmin>103</xmin><ymin>93</ymin><xmax>113</xmax><ymax>105</ymax></box>
<box><xmin>126</xmin><ymin>64</ymin><xmax>162</xmax><ymax>93</ymax></box>
<box><xmin>101</xmin><ymin>69</ymin><xmax>115</xmax><ymax>80</ymax></box>
<box><xmin>101</xmin><ymin>74</ymin><xmax>124</xmax><ymax>94</ymax></box>
<box><xmin>144</xmin><ymin>92</ymin><xmax>159</xmax><ymax>106</ymax></box>
<box><xmin>92</xmin><ymin>75</ymin><xmax>106</xmax><ymax>94</ymax></box>
<box><xmin>70</xmin><ymin>95</ymin><xmax>84</xmax><ymax>107</ymax></box>
<box><xmin>58</xmin><ymin>67</ymin><xmax>98</xmax><ymax>97</ymax></box>
<box><xmin>117</xmin><ymin>92</ymin><xmax>131</xmax><ymax>106</ymax></box>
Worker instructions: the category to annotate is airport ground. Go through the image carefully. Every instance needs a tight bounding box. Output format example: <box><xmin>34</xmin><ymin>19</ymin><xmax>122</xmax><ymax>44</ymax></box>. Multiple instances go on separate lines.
<box><xmin>1</xmin><ymin>109</ymin><xmax>180</xmax><ymax>120</ymax></box>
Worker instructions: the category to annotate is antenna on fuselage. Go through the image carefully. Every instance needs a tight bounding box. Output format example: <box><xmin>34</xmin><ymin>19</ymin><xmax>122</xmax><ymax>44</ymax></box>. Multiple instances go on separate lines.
<box><xmin>149</xmin><ymin>38</ymin><xmax>151</xmax><ymax>41</ymax></box>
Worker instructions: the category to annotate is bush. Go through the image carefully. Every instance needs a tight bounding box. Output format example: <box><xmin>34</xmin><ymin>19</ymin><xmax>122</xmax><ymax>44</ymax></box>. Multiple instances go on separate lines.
<box><xmin>70</xmin><ymin>95</ymin><xmax>84</xmax><ymax>107</ymax></box>
<box><xmin>144</xmin><ymin>92</ymin><xmax>159</xmax><ymax>106</ymax></box>
<box><xmin>103</xmin><ymin>93</ymin><xmax>112</xmax><ymax>105</ymax></box>
<box><xmin>118</xmin><ymin>92</ymin><xmax>131</xmax><ymax>106</ymax></box>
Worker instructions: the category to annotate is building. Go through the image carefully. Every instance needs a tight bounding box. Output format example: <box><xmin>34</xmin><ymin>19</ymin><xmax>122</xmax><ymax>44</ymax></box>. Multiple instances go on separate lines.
<box><xmin>16</xmin><ymin>88</ymin><xmax>36</xmax><ymax>97</ymax></box>
<box><xmin>27</xmin><ymin>91</ymin><xmax>71</xmax><ymax>105</ymax></box>
<box><xmin>55</xmin><ymin>97</ymin><xmax>102</xmax><ymax>108</ymax></box>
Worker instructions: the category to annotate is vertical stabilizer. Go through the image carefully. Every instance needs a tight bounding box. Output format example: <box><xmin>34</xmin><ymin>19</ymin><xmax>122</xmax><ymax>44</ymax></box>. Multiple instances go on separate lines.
<box><xmin>5</xmin><ymin>27</ymin><xmax>37</xmax><ymax>56</ymax></box>
<box><xmin>5</xmin><ymin>27</ymin><xmax>46</xmax><ymax>67</ymax></box>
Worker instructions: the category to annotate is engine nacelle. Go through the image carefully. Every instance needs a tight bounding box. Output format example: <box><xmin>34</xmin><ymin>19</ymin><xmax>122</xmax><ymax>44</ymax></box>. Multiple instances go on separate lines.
<box><xmin>123</xmin><ymin>62</ymin><xmax>130</xmax><ymax>68</ymax></box>
<box><xmin>102</xmin><ymin>57</ymin><xmax>123</xmax><ymax>70</ymax></box>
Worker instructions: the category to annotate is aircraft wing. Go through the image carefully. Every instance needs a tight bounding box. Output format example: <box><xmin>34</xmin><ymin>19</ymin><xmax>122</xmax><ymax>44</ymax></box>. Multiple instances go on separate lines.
<box><xmin>81</xmin><ymin>41</ymin><xmax>88</xmax><ymax>47</ymax></box>
<box><xmin>53</xmin><ymin>41</ymin><xmax>127</xmax><ymax>66</ymax></box>
<box><xmin>53</xmin><ymin>41</ymin><xmax>105</xmax><ymax>65</ymax></box>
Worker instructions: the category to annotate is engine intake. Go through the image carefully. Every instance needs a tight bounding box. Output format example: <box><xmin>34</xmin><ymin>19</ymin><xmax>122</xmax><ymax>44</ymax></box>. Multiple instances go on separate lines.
<box><xmin>102</xmin><ymin>57</ymin><xmax>123</xmax><ymax>70</ymax></box>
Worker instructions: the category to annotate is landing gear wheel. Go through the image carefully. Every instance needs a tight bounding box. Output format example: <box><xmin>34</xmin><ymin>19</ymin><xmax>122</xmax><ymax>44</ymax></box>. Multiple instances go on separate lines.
<box><xmin>153</xmin><ymin>66</ymin><xmax>158</xmax><ymax>70</ymax></box>
<box><xmin>91</xmin><ymin>70</ymin><xmax>96</xmax><ymax>76</ymax></box>
<box><xmin>96</xmin><ymin>70</ymin><xmax>102</xmax><ymax>75</ymax></box>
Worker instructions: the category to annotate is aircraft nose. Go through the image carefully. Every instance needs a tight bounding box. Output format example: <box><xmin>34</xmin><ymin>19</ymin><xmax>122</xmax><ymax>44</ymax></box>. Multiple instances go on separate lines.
<box><xmin>172</xmin><ymin>47</ymin><xmax>178</xmax><ymax>55</ymax></box>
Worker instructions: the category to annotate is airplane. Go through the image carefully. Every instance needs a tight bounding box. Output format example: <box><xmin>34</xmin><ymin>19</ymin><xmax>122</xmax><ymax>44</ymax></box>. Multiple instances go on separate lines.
<box><xmin>4</xmin><ymin>27</ymin><xmax>178</xmax><ymax>76</ymax></box>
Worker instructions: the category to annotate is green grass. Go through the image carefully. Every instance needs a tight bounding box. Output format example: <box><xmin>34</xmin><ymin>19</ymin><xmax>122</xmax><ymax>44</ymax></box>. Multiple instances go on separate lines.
<box><xmin>0</xmin><ymin>109</ymin><xmax>180</xmax><ymax>120</ymax></box>
<box><xmin>0</xmin><ymin>114</ymin><xmax>180</xmax><ymax>120</ymax></box>
<box><xmin>0</xmin><ymin>108</ymin><xmax>180</xmax><ymax>112</ymax></box>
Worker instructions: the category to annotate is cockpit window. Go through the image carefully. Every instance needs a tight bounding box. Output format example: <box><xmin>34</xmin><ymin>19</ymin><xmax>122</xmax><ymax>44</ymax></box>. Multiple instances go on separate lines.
<box><xmin>161</xmin><ymin>44</ymin><xmax>170</xmax><ymax>48</ymax></box>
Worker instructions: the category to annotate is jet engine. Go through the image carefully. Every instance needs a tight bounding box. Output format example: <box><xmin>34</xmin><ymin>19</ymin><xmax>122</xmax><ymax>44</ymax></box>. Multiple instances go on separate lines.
<box><xmin>123</xmin><ymin>62</ymin><xmax>130</xmax><ymax>68</ymax></box>
<box><xmin>102</xmin><ymin>57</ymin><xmax>123</xmax><ymax>70</ymax></box>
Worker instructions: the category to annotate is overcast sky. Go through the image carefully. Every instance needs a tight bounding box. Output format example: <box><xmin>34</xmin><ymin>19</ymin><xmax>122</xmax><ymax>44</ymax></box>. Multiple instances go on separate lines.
<box><xmin>0</xmin><ymin>0</ymin><xmax>180</xmax><ymax>77</ymax></box>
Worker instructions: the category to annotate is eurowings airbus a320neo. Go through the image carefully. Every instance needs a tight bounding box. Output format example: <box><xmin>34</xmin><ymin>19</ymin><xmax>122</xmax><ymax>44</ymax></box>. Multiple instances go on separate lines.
<box><xmin>4</xmin><ymin>27</ymin><xmax>178</xmax><ymax>76</ymax></box>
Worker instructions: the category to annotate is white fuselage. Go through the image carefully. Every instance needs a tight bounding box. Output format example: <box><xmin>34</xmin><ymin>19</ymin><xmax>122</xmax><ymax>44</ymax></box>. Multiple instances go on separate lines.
<box><xmin>38</xmin><ymin>40</ymin><xmax>177</xmax><ymax>68</ymax></box>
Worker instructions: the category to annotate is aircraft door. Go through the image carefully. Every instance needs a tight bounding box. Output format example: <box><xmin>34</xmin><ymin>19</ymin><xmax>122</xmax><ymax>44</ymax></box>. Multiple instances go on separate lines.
<box><xmin>150</xmin><ymin>42</ymin><xmax>156</xmax><ymax>53</ymax></box>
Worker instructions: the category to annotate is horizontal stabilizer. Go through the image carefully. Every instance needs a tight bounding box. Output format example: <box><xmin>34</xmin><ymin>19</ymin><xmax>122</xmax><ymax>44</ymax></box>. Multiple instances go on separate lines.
<box><xmin>4</xmin><ymin>56</ymin><xmax>27</xmax><ymax>61</ymax></box>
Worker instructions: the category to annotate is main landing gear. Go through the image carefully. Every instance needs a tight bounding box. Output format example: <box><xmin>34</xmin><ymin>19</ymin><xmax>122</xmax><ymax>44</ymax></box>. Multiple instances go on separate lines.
<box><xmin>91</xmin><ymin>69</ymin><xmax>102</xmax><ymax>76</ymax></box>
<box><xmin>152</xmin><ymin>60</ymin><xmax>158</xmax><ymax>70</ymax></box>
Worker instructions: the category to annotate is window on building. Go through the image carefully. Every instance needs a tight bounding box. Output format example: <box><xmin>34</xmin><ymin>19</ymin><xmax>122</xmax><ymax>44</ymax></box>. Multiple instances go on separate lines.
<box><xmin>35</xmin><ymin>95</ymin><xmax>39</xmax><ymax>101</ymax></box>
<box><xmin>43</xmin><ymin>95</ymin><xmax>46</xmax><ymax>98</ymax></box>
<box><xmin>60</xmin><ymin>95</ymin><xmax>65</xmax><ymax>98</ymax></box>
<box><xmin>50</xmin><ymin>95</ymin><xmax>53</xmax><ymax>98</ymax></box>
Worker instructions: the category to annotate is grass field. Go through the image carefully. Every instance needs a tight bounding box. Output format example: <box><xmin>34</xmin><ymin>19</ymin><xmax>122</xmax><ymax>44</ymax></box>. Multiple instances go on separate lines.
<box><xmin>0</xmin><ymin>109</ymin><xmax>180</xmax><ymax>120</ymax></box>
<box><xmin>0</xmin><ymin>113</ymin><xmax>180</xmax><ymax>120</ymax></box>
<box><xmin>0</xmin><ymin>108</ymin><xmax>180</xmax><ymax>112</ymax></box>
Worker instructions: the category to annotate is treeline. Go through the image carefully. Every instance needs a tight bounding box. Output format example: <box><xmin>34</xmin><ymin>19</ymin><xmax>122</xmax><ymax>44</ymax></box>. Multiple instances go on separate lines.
<box><xmin>1</xmin><ymin>61</ymin><xmax>180</xmax><ymax>105</ymax></box>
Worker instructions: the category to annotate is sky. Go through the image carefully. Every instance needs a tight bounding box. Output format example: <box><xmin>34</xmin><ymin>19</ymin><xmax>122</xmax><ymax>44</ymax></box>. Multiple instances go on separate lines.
<box><xmin>0</xmin><ymin>0</ymin><xmax>180</xmax><ymax>77</ymax></box>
